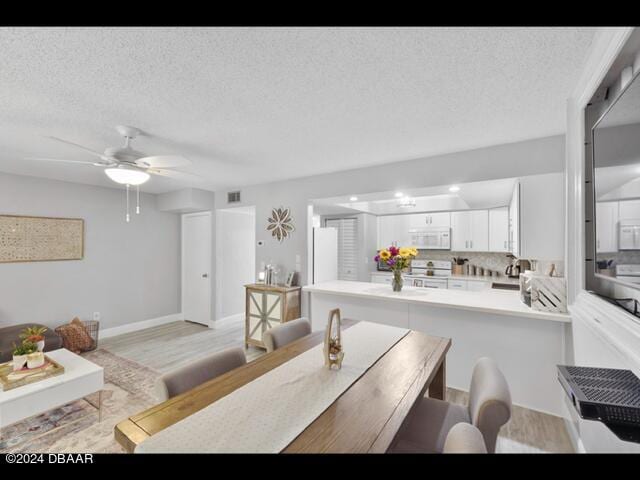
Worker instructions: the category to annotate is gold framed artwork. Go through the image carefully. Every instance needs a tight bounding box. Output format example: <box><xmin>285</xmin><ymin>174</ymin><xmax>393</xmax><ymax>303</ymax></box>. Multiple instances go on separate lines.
<box><xmin>0</xmin><ymin>215</ymin><xmax>84</xmax><ymax>263</ymax></box>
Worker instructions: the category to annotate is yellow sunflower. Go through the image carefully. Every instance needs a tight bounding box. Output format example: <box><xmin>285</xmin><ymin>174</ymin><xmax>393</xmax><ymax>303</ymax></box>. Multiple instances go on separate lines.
<box><xmin>379</xmin><ymin>250</ymin><xmax>391</xmax><ymax>260</ymax></box>
<box><xmin>399</xmin><ymin>247</ymin><xmax>412</xmax><ymax>258</ymax></box>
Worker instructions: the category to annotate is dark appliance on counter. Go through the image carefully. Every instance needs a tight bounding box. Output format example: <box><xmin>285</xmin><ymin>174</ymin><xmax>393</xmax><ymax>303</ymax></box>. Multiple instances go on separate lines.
<box><xmin>505</xmin><ymin>255</ymin><xmax>531</xmax><ymax>278</ymax></box>
<box><xmin>377</xmin><ymin>258</ymin><xmax>392</xmax><ymax>271</ymax></box>
<box><xmin>558</xmin><ymin>365</ymin><xmax>640</xmax><ymax>443</ymax></box>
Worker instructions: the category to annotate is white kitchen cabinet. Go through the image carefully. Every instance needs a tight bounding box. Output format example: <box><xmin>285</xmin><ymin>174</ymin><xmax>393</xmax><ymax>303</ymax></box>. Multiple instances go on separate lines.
<box><xmin>489</xmin><ymin>207</ymin><xmax>510</xmax><ymax>252</ymax></box>
<box><xmin>377</xmin><ymin>215</ymin><xmax>413</xmax><ymax>248</ymax></box>
<box><xmin>509</xmin><ymin>182</ymin><xmax>520</xmax><ymax>256</ymax></box>
<box><xmin>519</xmin><ymin>173</ymin><xmax>564</xmax><ymax>260</ymax></box>
<box><xmin>448</xmin><ymin>279</ymin><xmax>468</xmax><ymax>290</ymax></box>
<box><xmin>451</xmin><ymin>210</ymin><xmax>489</xmax><ymax>251</ymax></box>
<box><xmin>407</xmin><ymin>212</ymin><xmax>451</xmax><ymax>228</ymax></box>
<box><xmin>596</xmin><ymin>202</ymin><xmax>619</xmax><ymax>253</ymax></box>
<box><xmin>467</xmin><ymin>280</ymin><xmax>490</xmax><ymax>291</ymax></box>
<box><xmin>618</xmin><ymin>199</ymin><xmax>640</xmax><ymax>221</ymax></box>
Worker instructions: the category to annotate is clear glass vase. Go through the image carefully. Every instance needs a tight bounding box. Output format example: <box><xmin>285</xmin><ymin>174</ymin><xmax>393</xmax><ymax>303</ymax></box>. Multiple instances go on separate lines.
<box><xmin>392</xmin><ymin>271</ymin><xmax>403</xmax><ymax>292</ymax></box>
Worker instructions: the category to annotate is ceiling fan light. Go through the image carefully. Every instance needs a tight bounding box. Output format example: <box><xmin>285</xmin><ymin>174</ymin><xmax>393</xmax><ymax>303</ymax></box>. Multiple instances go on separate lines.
<box><xmin>105</xmin><ymin>167</ymin><xmax>150</xmax><ymax>185</ymax></box>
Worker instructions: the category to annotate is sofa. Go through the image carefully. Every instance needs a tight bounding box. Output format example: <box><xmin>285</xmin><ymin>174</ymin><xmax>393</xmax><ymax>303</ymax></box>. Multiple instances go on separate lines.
<box><xmin>0</xmin><ymin>324</ymin><xmax>63</xmax><ymax>363</ymax></box>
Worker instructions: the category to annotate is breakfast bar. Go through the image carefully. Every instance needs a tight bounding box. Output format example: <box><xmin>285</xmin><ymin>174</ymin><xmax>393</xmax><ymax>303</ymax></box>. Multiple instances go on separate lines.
<box><xmin>305</xmin><ymin>281</ymin><xmax>571</xmax><ymax>416</ymax></box>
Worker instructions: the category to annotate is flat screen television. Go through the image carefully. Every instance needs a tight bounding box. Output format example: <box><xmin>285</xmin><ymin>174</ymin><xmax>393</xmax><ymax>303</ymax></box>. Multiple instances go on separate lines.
<box><xmin>590</xmin><ymin>67</ymin><xmax>640</xmax><ymax>319</ymax></box>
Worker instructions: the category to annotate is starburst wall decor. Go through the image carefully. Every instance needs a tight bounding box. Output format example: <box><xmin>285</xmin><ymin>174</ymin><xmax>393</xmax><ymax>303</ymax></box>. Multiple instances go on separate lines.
<box><xmin>267</xmin><ymin>207</ymin><xmax>294</xmax><ymax>242</ymax></box>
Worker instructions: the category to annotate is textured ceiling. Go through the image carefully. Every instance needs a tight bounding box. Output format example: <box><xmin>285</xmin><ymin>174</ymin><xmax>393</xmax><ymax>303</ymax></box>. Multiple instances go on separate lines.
<box><xmin>0</xmin><ymin>27</ymin><xmax>596</xmax><ymax>193</ymax></box>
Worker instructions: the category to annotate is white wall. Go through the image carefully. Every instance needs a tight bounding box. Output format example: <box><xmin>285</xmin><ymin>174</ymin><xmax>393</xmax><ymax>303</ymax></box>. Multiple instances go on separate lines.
<box><xmin>565</xmin><ymin>27</ymin><xmax>640</xmax><ymax>452</ymax></box>
<box><xmin>0</xmin><ymin>172</ymin><xmax>181</xmax><ymax>330</ymax></box>
<box><xmin>216</xmin><ymin>135</ymin><xmax>566</xmax><ymax>299</ymax></box>
<box><xmin>215</xmin><ymin>207</ymin><xmax>256</xmax><ymax>320</ymax></box>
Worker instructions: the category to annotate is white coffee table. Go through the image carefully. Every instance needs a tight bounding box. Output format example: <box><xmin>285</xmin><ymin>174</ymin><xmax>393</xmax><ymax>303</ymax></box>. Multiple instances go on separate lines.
<box><xmin>0</xmin><ymin>348</ymin><xmax>104</xmax><ymax>429</ymax></box>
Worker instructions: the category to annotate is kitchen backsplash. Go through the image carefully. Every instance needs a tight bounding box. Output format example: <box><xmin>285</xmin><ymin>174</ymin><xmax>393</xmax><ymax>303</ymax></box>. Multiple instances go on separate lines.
<box><xmin>413</xmin><ymin>251</ymin><xmax>564</xmax><ymax>277</ymax></box>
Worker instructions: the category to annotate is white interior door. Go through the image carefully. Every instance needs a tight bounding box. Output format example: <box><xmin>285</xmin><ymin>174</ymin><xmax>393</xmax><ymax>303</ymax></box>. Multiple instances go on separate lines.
<box><xmin>313</xmin><ymin>227</ymin><xmax>338</xmax><ymax>284</ymax></box>
<box><xmin>182</xmin><ymin>212</ymin><xmax>212</xmax><ymax>326</ymax></box>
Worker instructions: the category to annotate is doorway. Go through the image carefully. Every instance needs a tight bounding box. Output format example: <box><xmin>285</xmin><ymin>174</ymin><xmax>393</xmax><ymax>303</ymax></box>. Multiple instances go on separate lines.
<box><xmin>215</xmin><ymin>206</ymin><xmax>256</xmax><ymax>322</ymax></box>
<box><xmin>182</xmin><ymin>211</ymin><xmax>212</xmax><ymax>326</ymax></box>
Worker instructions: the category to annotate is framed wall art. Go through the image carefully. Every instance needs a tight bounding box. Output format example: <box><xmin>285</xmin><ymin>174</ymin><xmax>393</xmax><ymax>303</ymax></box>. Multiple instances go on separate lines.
<box><xmin>0</xmin><ymin>215</ymin><xmax>84</xmax><ymax>263</ymax></box>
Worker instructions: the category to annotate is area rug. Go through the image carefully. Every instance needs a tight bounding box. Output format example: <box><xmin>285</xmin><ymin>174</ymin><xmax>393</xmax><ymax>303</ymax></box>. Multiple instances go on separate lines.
<box><xmin>0</xmin><ymin>349</ymin><xmax>160</xmax><ymax>453</ymax></box>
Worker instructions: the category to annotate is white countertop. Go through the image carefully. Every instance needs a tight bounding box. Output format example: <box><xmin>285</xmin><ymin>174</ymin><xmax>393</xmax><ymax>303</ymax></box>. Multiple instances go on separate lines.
<box><xmin>304</xmin><ymin>280</ymin><xmax>571</xmax><ymax>323</ymax></box>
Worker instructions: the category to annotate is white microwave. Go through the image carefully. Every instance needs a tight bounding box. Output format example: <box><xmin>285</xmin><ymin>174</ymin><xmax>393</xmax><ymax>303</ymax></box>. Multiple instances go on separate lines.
<box><xmin>409</xmin><ymin>227</ymin><xmax>451</xmax><ymax>250</ymax></box>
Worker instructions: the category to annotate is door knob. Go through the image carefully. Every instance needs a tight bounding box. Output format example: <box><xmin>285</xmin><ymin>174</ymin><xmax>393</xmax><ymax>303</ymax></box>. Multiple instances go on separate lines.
<box><xmin>202</xmin><ymin>273</ymin><xmax>209</xmax><ymax>278</ymax></box>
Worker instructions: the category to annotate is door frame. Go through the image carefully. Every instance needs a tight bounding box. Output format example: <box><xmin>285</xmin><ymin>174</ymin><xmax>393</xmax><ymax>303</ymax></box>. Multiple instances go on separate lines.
<box><xmin>181</xmin><ymin>211</ymin><xmax>212</xmax><ymax>327</ymax></box>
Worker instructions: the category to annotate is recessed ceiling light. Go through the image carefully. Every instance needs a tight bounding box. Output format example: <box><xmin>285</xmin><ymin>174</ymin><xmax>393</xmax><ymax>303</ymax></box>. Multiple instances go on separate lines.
<box><xmin>394</xmin><ymin>192</ymin><xmax>403</xmax><ymax>198</ymax></box>
<box><xmin>349</xmin><ymin>196</ymin><xmax>358</xmax><ymax>201</ymax></box>
<box><xmin>449</xmin><ymin>185</ymin><xmax>460</xmax><ymax>192</ymax></box>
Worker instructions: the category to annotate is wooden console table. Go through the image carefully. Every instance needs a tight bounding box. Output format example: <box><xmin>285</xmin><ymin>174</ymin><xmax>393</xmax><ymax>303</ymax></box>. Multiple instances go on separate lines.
<box><xmin>244</xmin><ymin>284</ymin><xmax>301</xmax><ymax>349</ymax></box>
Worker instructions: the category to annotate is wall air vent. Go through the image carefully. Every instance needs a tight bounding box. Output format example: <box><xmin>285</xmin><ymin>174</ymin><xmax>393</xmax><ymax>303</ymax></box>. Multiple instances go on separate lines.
<box><xmin>227</xmin><ymin>191</ymin><xmax>241</xmax><ymax>204</ymax></box>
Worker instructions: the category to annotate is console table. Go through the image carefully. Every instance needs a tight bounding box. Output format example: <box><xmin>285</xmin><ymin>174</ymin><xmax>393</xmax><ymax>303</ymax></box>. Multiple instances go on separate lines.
<box><xmin>244</xmin><ymin>284</ymin><xmax>301</xmax><ymax>349</ymax></box>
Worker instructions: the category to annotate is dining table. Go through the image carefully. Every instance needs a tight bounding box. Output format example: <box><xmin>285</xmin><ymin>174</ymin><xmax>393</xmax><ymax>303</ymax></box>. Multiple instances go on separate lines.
<box><xmin>114</xmin><ymin>319</ymin><xmax>451</xmax><ymax>453</ymax></box>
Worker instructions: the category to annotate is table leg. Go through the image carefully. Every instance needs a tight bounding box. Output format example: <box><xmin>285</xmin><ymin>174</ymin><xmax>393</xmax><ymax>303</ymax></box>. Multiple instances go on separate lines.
<box><xmin>98</xmin><ymin>390</ymin><xmax>103</xmax><ymax>422</ymax></box>
<box><xmin>428</xmin><ymin>358</ymin><xmax>446</xmax><ymax>400</ymax></box>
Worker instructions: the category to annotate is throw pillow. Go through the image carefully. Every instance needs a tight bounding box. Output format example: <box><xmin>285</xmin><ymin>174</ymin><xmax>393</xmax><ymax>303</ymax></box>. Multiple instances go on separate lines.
<box><xmin>56</xmin><ymin>318</ymin><xmax>94</xmax><ymax>353</ymax></box>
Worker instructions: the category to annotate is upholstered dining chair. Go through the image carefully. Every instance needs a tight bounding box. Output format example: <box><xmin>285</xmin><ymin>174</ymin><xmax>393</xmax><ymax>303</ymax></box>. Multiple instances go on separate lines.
<box><xmin>262</xmin><ymin>317</ymin><xmax>312</xmax><ymax>353</ymax></box>
<box><xmin>389</xmin><ymin>357</ymin><xmax>511</xmax><ymax>453</ymax></box>
<box><xmin>443</xmin><ymin>423</ymin><xmax>488</xmax><ymax>453</ymax></box>
<box><xmin>155</xmin><ymin>347</ymin><xmax>247</xmax><ymax>402</ymax></box>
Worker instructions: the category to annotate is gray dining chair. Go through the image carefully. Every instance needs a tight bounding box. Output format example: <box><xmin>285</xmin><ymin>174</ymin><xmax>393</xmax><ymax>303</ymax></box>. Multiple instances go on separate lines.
<box><xmin>155</xmin><ymin>347</ymin><xmax>247</xmax><ymax>402</ymax></box>
<box><xmin>389</xmin><ymin>357</ymin><xmax>511</xmax><ymax>453</ymax></box>
<box><xmin>443</xmin><ymin>423</ymin><xmax>488</xmax><ymax>453</ymax></box>
<box><xmin>262</xmin><ymin>317</ymin><xmax>312</xmax><ymax>353</ymax></box>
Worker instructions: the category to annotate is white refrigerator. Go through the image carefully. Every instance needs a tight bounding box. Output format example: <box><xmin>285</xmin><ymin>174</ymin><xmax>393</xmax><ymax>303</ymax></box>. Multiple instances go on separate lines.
<box><xmin>313</xmin><ymin>227</ymin><xmax>338</xmax><ymax>284</ymax></box>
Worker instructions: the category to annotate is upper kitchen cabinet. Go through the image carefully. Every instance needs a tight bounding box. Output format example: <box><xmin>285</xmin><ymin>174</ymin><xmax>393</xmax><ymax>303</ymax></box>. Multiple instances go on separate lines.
<box><xmin>377</xmin><ymin>215</ymin><xmax>411</xmax><ymax>248</ymax></box>
<box><xmin>408</xmin><ymin>212</ymin><xmax>450</xmax><ymax>227</ymax></box>
<box><xmin>489</xmin><ymin>207</ymin><xmax>510</xmax><ymax>252</ymax></box>
<box><xmin>618</xmin><ymin>199</ymin><xmax>640</xmax><ymax>221</ymax></box>
<box><xmin>451</xmin><ymin>210</ymin><xmax>489</xmax><ymax>251</ymax></box>
<box><xmin>596</xmin><ymin>202</ymin><xmax>619</xmax><ymax>253</ymax></box>
<box><xmin>518</xmin><ymin>172</ymin><xmax>564</xmax><ymax>260</ymax></box>
<box><xmin>508</xmin><ymin>181</ymin><xmax>520</xmax><ymax>257</ymax></box>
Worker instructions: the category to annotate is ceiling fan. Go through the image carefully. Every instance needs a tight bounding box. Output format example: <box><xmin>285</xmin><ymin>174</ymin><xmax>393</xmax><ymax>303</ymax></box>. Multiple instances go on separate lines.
<box><xmin>27</xmin><ymin>125</ymin><xmax>201</xmax><ymax>222</ymax></box>
<box><xmin>27</xmin><ymin>125</ymin><xmax>199</xmax><ymax>186</ymax></box>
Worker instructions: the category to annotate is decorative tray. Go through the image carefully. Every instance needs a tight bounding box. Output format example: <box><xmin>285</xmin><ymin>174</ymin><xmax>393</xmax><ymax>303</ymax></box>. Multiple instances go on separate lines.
<box><xmin>0</xmin><ymin>356</ymin><xmax>65</xmax><ymax>391</ymax></box>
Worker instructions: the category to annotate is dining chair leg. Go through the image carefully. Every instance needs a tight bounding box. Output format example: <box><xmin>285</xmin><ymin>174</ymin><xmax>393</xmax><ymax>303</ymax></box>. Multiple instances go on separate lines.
<box><xmin>428</xmin><ymin>358</ymin><xmax>446</xmax><ymax>400</ymax></box>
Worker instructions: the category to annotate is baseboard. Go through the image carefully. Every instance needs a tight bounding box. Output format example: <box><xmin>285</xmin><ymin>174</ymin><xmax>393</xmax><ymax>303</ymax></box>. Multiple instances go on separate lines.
<box><xmin>214</xmin><ymin>313</ymin><xmax>243</xmax><ymax>325</ymax></box>
<box><xmin>100</xmin><ymin>313</ymin><xmax>184</xmax><ymax>339</ymax></box>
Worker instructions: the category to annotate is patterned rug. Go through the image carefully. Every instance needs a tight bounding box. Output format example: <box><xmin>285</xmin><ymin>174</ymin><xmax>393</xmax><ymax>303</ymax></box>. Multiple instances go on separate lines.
<box><xmin>0</xmin><ymin>349</ymin><xmax>160</xmax><ymax>453</ymax></box>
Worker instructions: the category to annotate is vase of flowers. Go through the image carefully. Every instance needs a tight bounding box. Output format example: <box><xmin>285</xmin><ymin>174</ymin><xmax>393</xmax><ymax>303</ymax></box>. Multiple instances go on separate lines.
<box><xmin>374</xmin><ymin>245</ymin><xmax>418</xmax><ymax>292</ymax></box>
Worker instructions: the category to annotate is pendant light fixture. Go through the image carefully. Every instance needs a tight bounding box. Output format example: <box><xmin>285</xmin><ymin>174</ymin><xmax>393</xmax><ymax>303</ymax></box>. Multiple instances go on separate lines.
<box><xmin>104</xmin><ymin>166</ymin><xmax>149</xmax><ymax>223</ymax></box>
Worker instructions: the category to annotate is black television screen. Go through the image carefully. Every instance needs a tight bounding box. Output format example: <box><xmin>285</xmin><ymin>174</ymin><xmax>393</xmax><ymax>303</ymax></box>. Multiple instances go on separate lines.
<box><xmin>591</xmin><ymin>68</ymin><xmax>640</xmax><ymax>315</ymax></box>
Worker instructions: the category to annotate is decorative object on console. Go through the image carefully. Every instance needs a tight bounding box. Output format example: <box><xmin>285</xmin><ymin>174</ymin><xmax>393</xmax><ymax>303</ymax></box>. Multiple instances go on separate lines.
<box><xmin>267</xmin><ymin>207</ymin><xmax>295</xmax><ymax>242</ymax></box>
<box><xmin>374</xmin><ymin>245</ymin><xmax>418</xmax><ymax>292</ymax></box>
<box><xmin>323</xmin><ymin>308</ymin><xmax>344</xmax><ymax>370</ymax></box>
<box><xmin>285</xmin><ymin>271</ymin><xmax>297</xmax><ymax>287</ymax></box>
<box><xmin>452</xmin><ymin>257</ymin><xmax>468</xmax><ymax>275</ymax></box>
<box><xmin>0</xmin><ymin>215</ymin><xmax>83</xmax><ymax>263</ymax></box>
<box><xmin>19</xmin><ymin>325</ymin><xmax>48</xmax><ymax>352</ymax></box>
<box><xmin>26</xmin><ymin>351</ymin><xmax>45</xmax><ymax>369</ymax></box>
<box><xmin>55</xmin><ymin>317</ymin><xmax>98</xmax><ymax>354</ymax></box>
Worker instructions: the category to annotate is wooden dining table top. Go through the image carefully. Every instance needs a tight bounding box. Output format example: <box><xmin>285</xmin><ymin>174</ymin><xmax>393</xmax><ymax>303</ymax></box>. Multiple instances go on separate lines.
<box><xmin>114</xmin><ymin>320</ymin><xmax>451</xmax><ymax>453</ymax></box>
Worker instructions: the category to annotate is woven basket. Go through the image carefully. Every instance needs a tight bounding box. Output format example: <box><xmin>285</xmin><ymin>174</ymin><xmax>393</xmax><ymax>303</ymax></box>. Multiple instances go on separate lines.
<box><xmin>55</xmin><ymin>319</ymin><xmax>99</xmax><ymax>353</ymax></box>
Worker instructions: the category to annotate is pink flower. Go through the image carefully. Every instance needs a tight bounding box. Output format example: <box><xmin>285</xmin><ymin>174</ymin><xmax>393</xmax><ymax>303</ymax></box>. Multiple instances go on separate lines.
<box><xmin>389</xmin><ymin>246</ymin><xmax>399</xmax><ymax>256</ymax></box>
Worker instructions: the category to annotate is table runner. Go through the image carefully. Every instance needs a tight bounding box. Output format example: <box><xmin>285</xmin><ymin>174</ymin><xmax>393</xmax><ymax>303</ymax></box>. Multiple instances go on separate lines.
<box><xmin>136</xmin><ymin>321</ymin><xmax>409</xmax><ymax>453</ymax></box>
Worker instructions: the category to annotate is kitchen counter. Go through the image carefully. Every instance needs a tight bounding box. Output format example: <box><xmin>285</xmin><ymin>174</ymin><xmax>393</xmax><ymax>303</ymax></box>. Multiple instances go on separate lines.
<box><xmin>306</xmin><ymin>281</ymin><xmax>569</xmax><ymax>322</ymax></box>
<box><xmin>305</xmin><ymin>280</ymin><xmax>571</xmax><ymax>416</ymax></box>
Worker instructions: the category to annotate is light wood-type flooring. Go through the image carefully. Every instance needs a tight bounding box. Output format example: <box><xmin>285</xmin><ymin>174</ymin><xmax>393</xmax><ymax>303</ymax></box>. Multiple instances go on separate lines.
<box><xmin>101</xmin><ymin>318</ymin><xmax>575</xmax><ymax>453</ymax></box>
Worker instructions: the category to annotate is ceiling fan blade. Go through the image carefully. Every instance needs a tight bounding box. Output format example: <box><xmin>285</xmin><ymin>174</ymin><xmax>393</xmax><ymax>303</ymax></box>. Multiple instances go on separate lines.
<box><xmin>135</xmin><ymin>155</ymin><xmax>191</xmax><ymax>169</ymax></box>
<box><xmin>148</xmin><ymin>168</ymin><xmax>202</xmax><ymax>182</ymax></box>
<box><xmin>25</xmin><ymin>157</ymin><xmax>105</xmax><ymax>166</ymax></box>
<box><xmin>46</xmin><ymin>136</ymin><xmax>108</xmax><ymax>159</ymax></box>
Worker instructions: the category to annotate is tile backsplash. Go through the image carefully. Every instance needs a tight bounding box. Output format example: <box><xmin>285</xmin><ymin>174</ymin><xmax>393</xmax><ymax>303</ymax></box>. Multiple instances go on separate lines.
<box><xmin>414</xmin><ymin>251</ymin><xmax>564</xmax><ymax>277</ymax></box>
